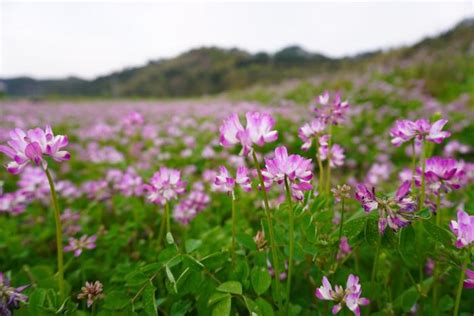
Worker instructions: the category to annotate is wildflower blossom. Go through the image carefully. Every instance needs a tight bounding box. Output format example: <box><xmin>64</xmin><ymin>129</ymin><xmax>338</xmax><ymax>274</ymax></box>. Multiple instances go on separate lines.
<box><xmin>417</xmin><ymin>157</ymin><xmax>465</xmax><ymax>194</ymax></box>
<box><xmin>355</xmin><ymin>181</ymin><xmax>416</xmax><ymax>234</ymax></box>
<box><xmin>77</xmin><ymin>281</ymin><xmax>104</xmax><ymax>308</ymax></box>
<box><xmin>312</xmin><ymin>91</ymin><xmax>350</xmax><ymax>125</ymax></box>
<box><xmin>214</xmin><ymin>166</ymin><xmax>252</xmax><ymax>193</ymax></box>
<box><xmin>219</xmin><ymin>112</ymin><xmax>278</xmax><ymax>155</ymax></box>
<box><xmin>262</xmin><ymin>146</ymin><xmax>313</xmax><ymax>201</ymax></box>
<box><xmin>464</xmin><ymin>268</ymin><xmax>474</xmax><ymax>289</ymax></box>
<box><xmin>449</xmin><ymin>209</ymin><xmax>474</xmax><ymax>248</ymax></box>
<box><xmin>315</xmin><ymin>274</ymin><xmax>369</xmax><ymax>316</ymax></box>
<box><xmin>173</xmin><ymin>188</ymin><xmax>210</xmax><ymax>225</ymax></box>
<box><xmin>61</xmin><ymin>208</ymin><xmax>81</xmax><ymax>236</ymax></box>
<box><xmin>0</xmin><ymin>272</ymin><xmax>28</xmax><ymax>312</ymax></box>
<box><xmin>390</xmin><ymin>119</ymin><xmax>450</xmax><ymax>147</ymax></box>
<box><xmin>64</xmin><ymin>235</ymin><xmax>97</xmax><ymax>257</ymax></box>
<box><xmin>146</xmin><ymin>167</ymin><xmax>186</xmax><ymax>205</ymax></box>
<box><xmin>336</xmin><ymin>236</ymin><xmax>352</xmax><ymax>261</ymax></box>
<box><xmin>254</xmin><ymin>230</ymin><xmax>267</xmax><ymax>251</ymax></box>
<box><xmin>298</xmin><ymin>118</ymin><xmax>327</xmax><ymax>150</ymax></box>
<box><xmin>267</xmin><ymin>259</ymin><xmax>288</xmax><ymax>281</ymax></box>
<box><xmin>0</xmin><ymin>126</ymin><xmax>70</xmax><ymax>174</ymax></box>
<box><xmin>332</xmin><ymin>184</ymin><xmax>351</xmax><ymax>202</ymax></box>
<box><xmin>0</xmin><ymin>191</ymin><xmax>29</xmax><ymax>216</ymax></box>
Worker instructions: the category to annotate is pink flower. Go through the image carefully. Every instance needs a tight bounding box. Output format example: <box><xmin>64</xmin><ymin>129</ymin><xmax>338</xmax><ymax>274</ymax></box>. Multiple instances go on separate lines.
<box><xmin>355</xmin><ymin>181</ymin><xmax>416</xmax><ymax>234</ymax></box>
<box><xmin>214</xmin><ymin>166</ymin><xmax>252</xmax><ymax>193</ymax></box>
<box><xmin>145</xmin><ymin>167</ymin><xmax>186</xmax><ymax>205</ymax></box>
<box><xmin>449</xmin><ymin>209</ymin><xmax>474</xmax><ymax>248</ymax></box>
<box><xmin>315</xmin><ymin>274</ymin><xmax>369</xmax><ymax>316</ymax></box>
<box><xmin>390</xmin><ymin>119</ymin><xmax>450</xmax><ymax>147</ymax></box>
<box><xmin>262</xmin><ymin>146</ymin><xmax>313</xmax><ymax>201</ymax></box>
<box><xmin>219</xmin><ymin>112</ymin><xmax>278</xmax><ymax>155</ymax></box>
<box><xmin>312</xmin><ymin>91</ymin><xmax>350</xmax><ymax>125</ymax></box>
<box><xmin>298</xmin><ymin>119</ymin><xmax>327</xmax><ymax>150</ymax></box>
<box><xmin>0</xmin><ymin>126</ymin><xmax>70</xmax><ymax>174</ymax></box>
<box><xmin>336</xmin><ymin>236</ymin><xmax>352</xmax><ymax>260</ymax></box>
<box><xmin>417</xmin><ymin>157</ymin><xmax>465</xmax><ymax>193</ymax></box>
<box><xmin>64</xmin><ymin>235</ymin><xmax>97</xmax><ymax>257</ymax></box>
<box><xmin>318</xmin><ymin>136</ymin><xmax>345</xmax><ymax>168</ymax></box>
<box><xmin>464</xmin><ymin>268</ymin><xmax>474</xmax><ymax>289</ymax></box>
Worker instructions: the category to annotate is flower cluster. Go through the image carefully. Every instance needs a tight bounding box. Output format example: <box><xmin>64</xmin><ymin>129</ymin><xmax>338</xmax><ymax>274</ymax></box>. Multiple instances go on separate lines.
<box><xmin>173</xmin><ymin>186</ymin><xmax>210</xmax><ymax>225</ymax></box>
<box><xmin>315</xmin><ymin>274</ymin><xmax>369</xmax><ymax>316</ymax></box>
<box><xmin>312</xmin><ymin>91</ymin><xmax>350</xmax><ymax>125</ymax></box>
<box><xmin>64</xmin><ymin>235</ymin><xmax>97</xmax><ymax>257</ymax></box>
<box><xmin>77</xmin><ymin>281</ymin><xmax>104</xmax><ymax>308</ymax></box>
<box><xmin>449</xmin><ymin>209</ymin><xmax>473</xmax><ymax>248</ymax></box>
<box><xmin>418</xmin><ymin>157</ymin><xmax>465</xmax><ymax>194</ymax></box>
<box><xmin>145</xmin><ymin>167</ymin><xmax>186</xmax><ymax>205</ymax></box>
<box><xmin>262</xmin><ymin>146</ymin><xmax>313</xmax><ymax>201</ymax></box>
<box><xmin>0</xmin><ymin>272</ymin><xmax>28</xmax><ymax>313</ymax></box>
<box><xmin>355</xmin><ymin>181</ymin><xmax>417</xmax><ymax>234</ymax></box>
<box><xmin>214</xmin><ymin>166</ymin><xmax>252</xmax><ymax>193</ymax></box>
<box><xmin>219</xmin><ymin>112</ymin><xmax>278</xmax><ymax>155</ymax></box>
<box><xmin>298</xmin><ymin>118</ymin><xmax>327</xmax><ymax>151</ymax></box>
<box><xmin>0</xmin><ymin>126</ymin><xmax>70</xmax><ymax>174</ymax></box>
<box><xmin>390</xmin><ymin>118</ymin><xmax>450</xmax><ymax>146</ymax></box>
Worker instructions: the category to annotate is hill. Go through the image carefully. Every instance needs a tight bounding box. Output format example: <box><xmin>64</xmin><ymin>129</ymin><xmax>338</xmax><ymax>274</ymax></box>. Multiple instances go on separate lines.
<box><xmin>1</xmin><ymin>19</ymin><xmax>473</xmax><ymax>99</ymax></box>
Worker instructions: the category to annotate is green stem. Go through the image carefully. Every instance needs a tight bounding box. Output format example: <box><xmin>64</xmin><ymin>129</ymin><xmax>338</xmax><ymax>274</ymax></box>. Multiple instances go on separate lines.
<box><xmin>337</xmin><ymin>198</ymin><xmax>345</xmax><ymax>246</ymax></box>
<box><xmin>45</xmin><ymin>168</ymin><xmax>65</xmax><ymax>300</ymax></box>
<box><xmin>231</xmin><ymin>191</ymin><xmax>237</xmax><ymax>266</ymax></box>
<box><xmin>435</xmin><ymin>193</ymin><xmax>441</xmax><ymax>227</ymax></box>
<box><xmin>165</xmin><ymin>202</ymin><xmax>171</xmax><ymax>234</ymax></box>
<box><xmin>325</xmin><ymin>125</ymin><xmax>333</xmax><ymax>195</ymax></box>
<box><xmin>432</xmin><ymin>193</ymin><xmax>442</xmax><ymax>315</ymax></box>
<box><xmin>419</xmin><ymin>139</ymin><xmax>426</xmax><ymax>210</ymax></box>
<box><xmin>315</xmin><ymin>137</ymin><xmax>324</xmax><ymax>191</ymax></box>
<box><xmin>370</xmin><ymin>234</ymin><xmax>381</xmax><ymax>307</ymax></box>
<box><xmin>157</xmin><ymin>205</ymin><xmax>166</xmax><ymax>246</ymax></box>
<box><xmin>283</xmin><ymin>176</ymin><xmax>295</xmax><ymax>312</ymax></box>
<box><xmin>453</xmin><ymin>254</ymin><xmax>468</xmax><ymax>316</ymax></box>
<box><xmin>411</xmin><ymin>140</ymin><xmax>417</xmax><ymax>191</ymax></box>
<box><xmin>252</xmin><ymin>150</ymin><xmax>283</xmax><ymax>310</ymax></box>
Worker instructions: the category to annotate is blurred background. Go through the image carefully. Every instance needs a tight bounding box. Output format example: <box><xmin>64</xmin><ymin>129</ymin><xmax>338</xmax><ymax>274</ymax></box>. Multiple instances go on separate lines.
<box><xmin>0</xmin><ymin>0</ymin><xmax>472</xmax><ymax>100</ymax></box>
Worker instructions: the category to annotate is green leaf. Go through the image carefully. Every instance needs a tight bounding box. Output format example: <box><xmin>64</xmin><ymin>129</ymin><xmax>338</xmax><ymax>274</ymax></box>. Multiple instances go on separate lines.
<box><xmin>255</xmin><ymin>298</ymin><xmax>274</xmax><ymax>316</ymax></box>
<box><xmin>28</xmin><ymin>288</ymin><xmax>47</xmax><ymax>316</ymax></box>
<box><xmin>342</xmin><ymin>216</ymin><xmax>366</xmax><ymax>240</ymax></box>
<box><xmin>208</xmin><ymin>292</ymin><xmax>230</xmax><ymax>306</ymax></box>
<box><xmin>217</xmin><ymin>281</ymin><xmax>242</xmax><ymax>295</ymax></box>
<box><xmin>423</xmin><ymin>221</ymin><xmax>453</xmax><ymax>246</ymax></box>
<box><xmin>185</xmin><ymin>239</ymin><xmax>202</xmax><ymax>253</ymax></box>
<box><xmin>166</xmin><ymin>232</ymin><xmax>175</xmax><ymax>244</ymax></box>
<box><xmin>236</xmin><ymin>232</ymin><xmax>257</xmax><ymax>251</ymax></box>
<box><xmin>393</xmin><ymin>287</ymin><xmax>420</xmax><ymax>312</ymax></box>
<box><xmin>142</xmin><ymin>281</ymin><xmax>158</xmax><ymax>316</ymax></box>
<box><xmin>125</xmin><ymin>271</ymin><xmax>149</xmax><ymax>286</ymax></box>
<box><xmin>417</xmin><ymin>208</ymin><xmax>432</xmax><ymax>219</ymax></box>
<box><xmin>211</xmin><ymin>294</ymin><xmax>231</xmax><ymax>316</ymax></box>
<box><xmin>398</xmin><ymin>226</ymin><xmax>418</xmax><ymax>268</ymax></box>
<box><xmin>439</xmin><ymin>295</ymin><xmax>454</xmax><ymax>311</ymax></box>
<box><xmin>165</xmin><ymin>265</ymin><xmax>177</xmax><ymax>293</ymax></box>
<box><xmin>103</xmin><ymin>290</ymin><xmax>130</xmax><ymax>310</ymax></box>
<box><xmin>251</xmin><ymin>266</ymin><xmax>271</xmax><ymax>296</ymax></box>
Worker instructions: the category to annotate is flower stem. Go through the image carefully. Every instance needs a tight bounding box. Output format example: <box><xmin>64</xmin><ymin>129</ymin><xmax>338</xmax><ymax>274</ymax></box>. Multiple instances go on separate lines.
<box><xmin>283</xmin><ymin>176</ymin><xmax>295</xmax><ymax>312</ymax></box>
<box><xmin>370</xmin><ymin>234</ymin><xmax>382</xmax><ymax>306</ymax></box>
<box><xmin>45</xmin><ymin>168</ymin><xmax>65</xmax><ymax>300</ymax></box>
<box><xmin>252</xmin><ymin>150</ymin><xmax>283</xmax><ymax>310</ymax></box>
<box><xmin>231</xmin><ymin>191</ymin><xmax>237</xmax><ymax>266</ymax></box>
<box><xmin>435</xmin><ymin>193</ymin><xmax>441</xmax><ymax>227</ymax></box>
<box><xmin>453</xmin><ymin>254</ymin><xmax>468</xmax><ymax>316</ymax></box>
<box><xmin>325</xmin><ymin>125</ymin><xmax>333</xmax><ymax>195</ymax></box>
<box><xmin>432</xmin><ymin>193</ymin><xmax>442</xmax><ymax>315</ymax></box>
<box><xmin>419</xmin><ymin>140</ymin><xmax>426</xmax><ymax>210</ymax></box>
<box><xmin>165</xmin><ymin>202</ymin><xmax>171</xmax><ymax>234</ymax></box>
<box><xmin>338</xmin><ymin>198</ymin><xmax>345</xmax><ymax>245</ymax></box>
<box><xmin>411</xmin><ymin>140</ymin><xmax>417</xmax><ymax>191</ymax></box>
<box><xmin>315</xmin><ymin>137</ymin><xmax>324</xmax><ymax>191</ymax></box>
<box><xmin>157</xmin><ymin>205</ymin><xmax>166</xmax><ymax>246</ymax></box>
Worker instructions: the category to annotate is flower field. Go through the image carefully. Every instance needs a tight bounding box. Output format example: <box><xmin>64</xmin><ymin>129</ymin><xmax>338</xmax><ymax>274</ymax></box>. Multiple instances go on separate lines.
<box><xmin>0</xmin><ymin>80</ymin><xmax>473</xmax><ymax>315</ymax></box>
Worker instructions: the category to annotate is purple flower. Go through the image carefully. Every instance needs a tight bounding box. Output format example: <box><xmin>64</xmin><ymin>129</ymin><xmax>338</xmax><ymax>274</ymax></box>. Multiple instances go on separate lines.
<box><xmin>219</xmin><ymin>112</ymin><xmax>278</xmax><ymax>155</ymax></box>
<box><xmin>0</xmin><ymin>126</ymin><xmax>70</xmax><ymax>174</ymax></box>
<box><xmin>77</xmin><ymin>281</ymin><xmax>104</xmax><ymax>308</ymax></box>
<box><xmin>312</xmin><ymin>91</ymin><xmax>350</xmax><ymax>125</ymax></box>
<box><xmin>145</xmin><ymin>167</ymin><xmax>186</xmax><ymax>205</ymax></box>
<box><xmin>336</xmin><ymin>236</ymin><xmax>352</xmax><ymax>261</ymax></box>
<box><xmin>417</xmin><ymin>157</ymin><xmax>465</xmax><ymax>194</ymax></box>
<box><xmin>214</xmin><ymin>166</ymin><xmax>252</xmax><ymax>193</ymax></box>
<box><xmin>315</xmin><ymin>274</ymin><xmax>369</xmax><ymax>316</ymax></box>
<box><xmin>390</xmin><ymin>119</ymin><xmax>450</xmax><ymax>147</ymax></box>
<box><xmin>64</xmin><ymin>235</ymin><xmax>97</xmax><ymax>257</ymax></box>
<box><xmin>261</xmin><ymin>146</ymin><xmax>313</xmax><ymax>201</ymax></box>
<box><xmin>298</xmin><ymin>119</ymin><xmax>327</xmax><ymax>150</ymax></box>
<box><xmin>267</xmin><ymin>259</ymin><xmax>288</xmax><ymax>281</ymax></box>
<box><xmin>464</xmin><ymin>268</ymin><xmax>474</xmax><ymax>289</ymax></box>
<box><xmin>173</xmin><ymin>188</ymin><xmax>210</xmax><ymax>225</ymax></box>
<box><xmin>355</xmin><ymin>181</ymin><xmax>416</xmax><ymax>234</ymax></box>
<box><xmin>449</xmin><ymin>209</ymin><xmax>474</xmax><ymax>248</ymax></box>
<box><xmin>0</xmin><ymin>272</ymin><xmax>28</xmax><ymax>311</ymax></box>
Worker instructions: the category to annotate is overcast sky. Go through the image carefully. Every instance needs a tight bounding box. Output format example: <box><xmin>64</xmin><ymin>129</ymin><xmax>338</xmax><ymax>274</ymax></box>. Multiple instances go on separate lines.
<box><xmin>1</xmin><ymin>1</ymin><xmax>472</xmax><ymax>79</ymax></box>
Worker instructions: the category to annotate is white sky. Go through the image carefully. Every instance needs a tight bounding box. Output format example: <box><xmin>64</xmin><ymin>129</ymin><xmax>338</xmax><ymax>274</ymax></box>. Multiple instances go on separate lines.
<box><xmin>1</xmin><ymin>1</ymin><xmax>472</xmax><ymax>79</ymax></box>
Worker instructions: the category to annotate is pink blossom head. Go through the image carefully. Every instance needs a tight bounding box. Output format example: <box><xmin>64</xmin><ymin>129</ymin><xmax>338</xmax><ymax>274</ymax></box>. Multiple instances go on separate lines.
<box><xmin>449</xmin><ymin>209</ymin><xmax>474</xmax><ymax>248</ymax></box>
<box><xmin>146</xmin><ymin>167</ymin><xmax>186</xmax><ymax>205</ymax></box>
